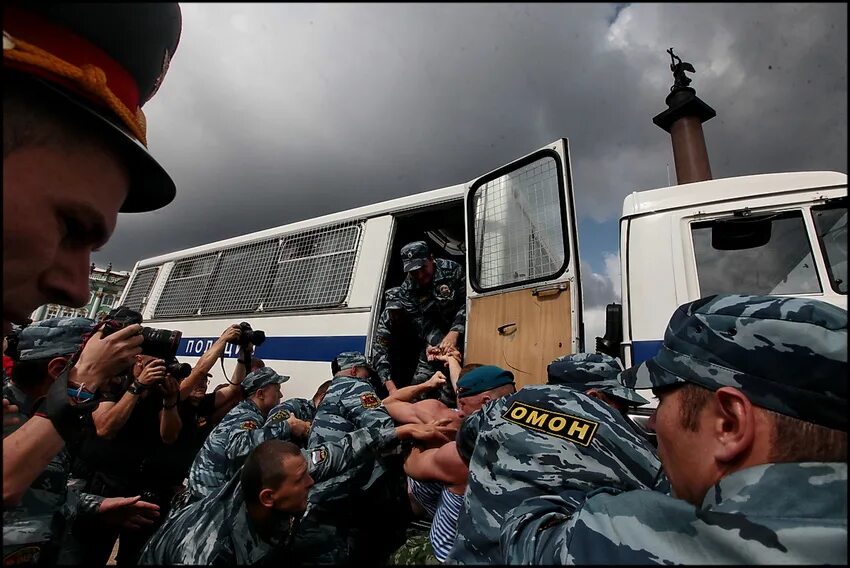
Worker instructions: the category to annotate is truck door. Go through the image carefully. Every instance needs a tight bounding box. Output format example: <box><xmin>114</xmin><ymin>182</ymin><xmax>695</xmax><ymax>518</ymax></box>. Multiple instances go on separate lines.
<box><xmin>463</xmin><ymin>139</ymin><xmax>583</xmax><ymax>389</ymax></box>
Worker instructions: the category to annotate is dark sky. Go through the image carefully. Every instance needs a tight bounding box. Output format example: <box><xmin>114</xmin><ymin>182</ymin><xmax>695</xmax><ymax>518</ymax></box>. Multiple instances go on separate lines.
<box><xmin>93</xmin><ymin>3</ymin><xmax>847</xmax><ymax>338</ymax></box>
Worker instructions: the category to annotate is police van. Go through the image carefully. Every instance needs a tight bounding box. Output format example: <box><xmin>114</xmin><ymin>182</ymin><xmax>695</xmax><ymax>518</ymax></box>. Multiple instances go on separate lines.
<box><xmin>118</xmin><ymin>138</ymin><xmax>847</xmax><ymax>402</ymax></box>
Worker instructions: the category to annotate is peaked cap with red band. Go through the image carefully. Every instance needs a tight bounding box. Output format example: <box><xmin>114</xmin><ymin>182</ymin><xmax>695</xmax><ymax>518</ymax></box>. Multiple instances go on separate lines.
<box><xmin>3</xmin><ymin>3</ymin><xmax>182</xmax><ymax>212</ymax></box>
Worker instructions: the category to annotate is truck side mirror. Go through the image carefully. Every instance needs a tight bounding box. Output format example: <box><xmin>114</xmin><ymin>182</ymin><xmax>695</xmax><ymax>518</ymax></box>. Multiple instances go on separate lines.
<box><xmin>595</xmin><ymin>303</ymin><xmax>622</xmax><ymax>359</ymax></box>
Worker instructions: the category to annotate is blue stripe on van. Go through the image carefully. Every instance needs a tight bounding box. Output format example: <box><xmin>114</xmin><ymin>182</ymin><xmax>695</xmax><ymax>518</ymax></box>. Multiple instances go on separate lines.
<box><xmin>631</xmin><ymin>340</ymin><xmax>664</xmax><ymax>365</ymax></box>
<box><xmin>177</xmin><ymin>336</ymin><xmax>368</xmax><ymax>362</ymax></box>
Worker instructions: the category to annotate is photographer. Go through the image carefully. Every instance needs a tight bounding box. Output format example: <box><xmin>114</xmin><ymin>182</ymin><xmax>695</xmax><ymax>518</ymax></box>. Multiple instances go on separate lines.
<box><xmin>155</xmin><ymin>325</ymin><xmax>262</xmax><ymax>491</ymax></box>
<box><xmin>69</xmin><ymin>353</ymin><xmax>185</xmax><ymax>566</ymax></box>
<box><xmin>3</xmin><ymin>318</ymin><xmax>160</xmax><ymax>565</ymax></box>
<box><xmin>3</xmin><ymin>322</ymin><xmax>143</xmax><ymax>508</ymax></box>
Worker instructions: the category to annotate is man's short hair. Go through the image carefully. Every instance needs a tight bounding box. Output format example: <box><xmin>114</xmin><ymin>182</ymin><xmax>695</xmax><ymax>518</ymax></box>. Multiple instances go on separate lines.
<box><xmin>241</xmin><ymin>440</ymin><xmax>303</xmax><ymax>505</ymax></box>
<box><xmin>10</xmin><ymin>358</ymin><xmax>52</xmax><ymax>390</ymax></box>
<box><xmin>677</xmin><ymin>383</ymin><xmax>847</xmax><ymax>462</ymax></box>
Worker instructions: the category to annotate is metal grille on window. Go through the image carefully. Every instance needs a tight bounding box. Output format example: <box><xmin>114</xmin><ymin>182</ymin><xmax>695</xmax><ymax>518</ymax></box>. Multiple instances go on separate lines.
<box><xmin>472</xmin><ymin>157</ymin><xmax>565</xmax><ymax>289</ymax></box>
<box><xmin>154</xmin><ymin>254</ymin><xmax>218</xmax><ymax>318</ymax></box>
<box><xmin>151</xmin><ymin>221</ymin><xmax>362</xmax><ymax>318</ymax></box>
<box><xmin>121</xmin><ymin>267</ymin><xmax>160</xmax><ymax>313</ymax></box>
<box><xmin>265</xmin><ymin>222</ymin><xmax>362</xmax><ymax>311</ymax></box>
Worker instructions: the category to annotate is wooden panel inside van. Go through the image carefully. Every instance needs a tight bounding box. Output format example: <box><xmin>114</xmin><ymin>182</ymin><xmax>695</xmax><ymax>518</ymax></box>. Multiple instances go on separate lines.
<box><xmin>465</xmin><ymin>284</ymin><xmax>572</xmax><ymax>390</ymax></box>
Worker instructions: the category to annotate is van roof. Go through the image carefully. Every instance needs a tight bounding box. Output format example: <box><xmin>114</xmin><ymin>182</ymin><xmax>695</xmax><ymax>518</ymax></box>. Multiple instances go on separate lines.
<box><xmin>622</xmin><ymin>171</ymin><xmax>846</xmax><ymax>218</ymax></box>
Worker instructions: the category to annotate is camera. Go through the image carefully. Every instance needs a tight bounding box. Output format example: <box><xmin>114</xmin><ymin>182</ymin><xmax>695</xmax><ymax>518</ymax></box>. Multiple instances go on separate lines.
<box><xmin>228</xmin><ymin>322</ymin><xmax>266</xmax><ymax>347</ymax></box>
<box><xmin>101</xmin><ymin>307</ymin><xmax>183</xmax><ymax>361</ymax></box>
<box><xmin>165</xmin><ymin>360</ymin><xmax>192</xmax><ymax>380</ymax></box>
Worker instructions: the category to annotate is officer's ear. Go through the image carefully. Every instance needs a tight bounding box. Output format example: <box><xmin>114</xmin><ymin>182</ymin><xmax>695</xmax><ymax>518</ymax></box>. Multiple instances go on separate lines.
<box><xmin>711</xmin><ymin>387</ymin><xmax>758</xmax><ymax>464</ymax></box>
<box><xmin>258</xmin><ymin>488</ymin><xmax>275</xmax><ymax>508</ymax></box>
<box><xmin>585</xmin><ymin>388</ymin><xmax>603</xmax><ymax>400</ymax></box>
<box><xmin>47</xmin><ymin>357</ymin><xmax>70</xmax><ymax>381</ymax></box>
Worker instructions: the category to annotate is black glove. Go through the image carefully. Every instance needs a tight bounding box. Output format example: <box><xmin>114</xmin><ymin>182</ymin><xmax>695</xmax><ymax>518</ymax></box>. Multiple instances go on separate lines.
<box><xmin>34</xmin><ymin>362</ymin><xmax>99</xmax><ymax>445</ymax></box>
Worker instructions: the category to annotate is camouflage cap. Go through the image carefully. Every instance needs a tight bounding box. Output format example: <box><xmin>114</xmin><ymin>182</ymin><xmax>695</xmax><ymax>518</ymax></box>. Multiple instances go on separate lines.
<box><xmin>242</xmin><ymin>366</ymin><xmax>289</xmax><ymax>395</ymax></box>
<box><xmin>16</xmin><ymin>317</ymin><xmax>96</xmax><ymax>361</ymax></box>
<box><xmin>620</xmin><ymin>294</ymin><xmax>848</xmax><ymax>431</ymax></box>
<box><xmin>456</xmin><ymin>365</ymin><xmax>515</xmax><ymax>398</ymax></box>
<box><xmin>548</xmin><ymin>353</ymin><xmax>649</xmax><ymax>407</ymax></box>
<box><xmin>400</xmin><ymin>241</ymin><xmax>430</xmax><ymax>272</ymax></box>
<box><xmin>335</xmin><ymin>351</ymin><xmax>374</xmax><ymax>373</ymax></box>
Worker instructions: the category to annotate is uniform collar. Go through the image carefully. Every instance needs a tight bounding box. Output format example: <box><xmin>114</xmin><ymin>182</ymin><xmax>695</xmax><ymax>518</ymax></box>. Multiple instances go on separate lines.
<box><xmin>701</xmin><ymin>462</ymin><xmax>847</xmax><ymax>518</ymax></box>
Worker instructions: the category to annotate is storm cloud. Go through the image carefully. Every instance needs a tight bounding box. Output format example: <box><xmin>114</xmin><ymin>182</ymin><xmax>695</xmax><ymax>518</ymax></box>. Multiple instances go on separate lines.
<box><xmin>94</xmin><ymin>2</ymin><xmax>847</xmax><ymax>332</ymax></box>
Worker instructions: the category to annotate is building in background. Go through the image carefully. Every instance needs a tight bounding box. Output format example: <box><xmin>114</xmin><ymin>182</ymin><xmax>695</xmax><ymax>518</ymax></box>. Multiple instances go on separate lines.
<box><xmin>29</xmin><ymin>263</ymin><xmax>130</xmax><ymax>322</ymax></box>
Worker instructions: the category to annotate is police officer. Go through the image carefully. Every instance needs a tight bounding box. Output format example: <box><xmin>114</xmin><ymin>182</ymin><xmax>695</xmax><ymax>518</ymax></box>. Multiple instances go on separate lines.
<box><xmin>501</xmin><ymin>294</ymin><xmax>848</xmax><ymax>564</ymax></box>
<box><xmin>370</xmin><ymin>287</ymin><xmax>431</xmax><ymax>395</ymax></box>
<box><xmin>262</xmin><ymin>380</ymin><xmax>331</xmax><ymax>448</ymax></box>
<box><xmin>397</xmin><ymin>241</ymin><xmax>466</xmax><ymax>404</ymax></box>
<box><xmin>183</xmin><ymin>367</ymin><xmax>310</xmax><ymax>506</ymax></box>
<box><xmin>3</xmin><ymin>318</ymin><xmax>159</xmax><ymax>566</ymax></box>
<box><xmin>140</xmin><ymin>422</ymin><xmax>455</xmax><ymax>565</ymax></box>
<box><xmin>291</xmin><ymin>352</ymin><xmax>409</xmax><ymax>565</ymax></box>
<box><xmin>3</xmin><ymin>1</ymin><xmax>181</xmax><ymax>509</ymax></box>
<box><xmin>445</xmin><ymin>353</ymin><xmax>662</xmax><ymax>564</ymax></box>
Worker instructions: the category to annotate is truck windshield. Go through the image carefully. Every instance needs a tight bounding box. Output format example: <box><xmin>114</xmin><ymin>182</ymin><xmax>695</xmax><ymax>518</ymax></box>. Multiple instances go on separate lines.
<box><xmin>691</xmin><ymin>210</ymin><xmax>822</xmax><ymax>297</ymax></box>
<box><xmin>812</xmin><ymin>199</ymin><xmax>847</xmax><ymax>294</ymax></box>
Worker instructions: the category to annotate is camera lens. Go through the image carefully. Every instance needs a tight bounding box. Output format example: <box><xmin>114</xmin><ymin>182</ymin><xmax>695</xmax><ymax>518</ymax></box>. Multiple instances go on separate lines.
<box><xmin>249</xmin><ymin>330</ymin><xmax>266</xmax><ymax>346</ymax></box>
<box><xmin>141</xmin><ymin>327</ymin><xmax>183</xmax><ymax>360</ymax></box>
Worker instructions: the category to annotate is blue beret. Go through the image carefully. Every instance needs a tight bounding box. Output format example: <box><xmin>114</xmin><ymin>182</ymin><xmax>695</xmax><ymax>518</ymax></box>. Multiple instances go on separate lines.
<box><xmin>456</xmin><ymin>365</ymin><xmax>515</xmax><ymax>398</ymax></box>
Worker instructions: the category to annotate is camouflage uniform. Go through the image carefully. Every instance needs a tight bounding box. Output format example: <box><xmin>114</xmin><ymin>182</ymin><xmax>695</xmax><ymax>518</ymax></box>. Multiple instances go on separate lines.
<box><xmin>370</xmin><ymin>287</ymin><xmax>433</xmax><ymax>390</ymax></box>
<box><xmin>140</xmin><ymin>424</ymin><xmax>404</xmax><ymax>565</ymax></box>
<box><xmin>273</xmin><ymin>397</ymin><xmax>317</xmax><ymax>422</ymax></box>
<box><xmin>185</xmin><ymin>368</ymin><xmax>291</xmax><ymax>504</ymax></box>
<box><xmin>2</xmin><ymin>318</ymin><xmax>105</xmax><ymax>566</ymax></box>
<box><xmin>398</xmin><ymin>241</ymin><xmax>466</xmax><ymax>404</ymax></box>
<box><xmin>501</xmin><ymin>294</ymin><xmax>848</xmax><ymax>564</ymax></box>
<box><xmin>290</xmin><ymin>352</ymin><xmax>409</xmax><ymax>565</ymax></box>
<box><xmin>446</xmin><ymin>384</ymin><xmax>665</xmax><ymax>564</ymax></box>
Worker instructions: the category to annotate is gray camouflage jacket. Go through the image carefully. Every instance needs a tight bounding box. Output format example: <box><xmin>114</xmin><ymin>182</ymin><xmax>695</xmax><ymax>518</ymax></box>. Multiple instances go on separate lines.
<box><xmin>446</xmin><ymin>385</ymin><xmax>665</xmax><ymax>565</ymax></box>
<box><xmin>306</xmin><ymin>375</ymin><xmax>394</xmax><ymax>504</ymax></box>
<box><xmin>399</xmin><ymin>257</ymin><xmax>466</xmax><ymax>339</ymax></box>
<box><xmin>187</xmin><ymin>398</ymin><xmax>292</xmax><ymax>501</ymax></box>
<box><xmin>139</xmin><ymin>425</ymin><xmax>401</xmax><ymax>565</ymax></box>
<box><xmin>500</xmin><ymin>461</ymin><xmax>848</xmax><ymax>564</ymax></box>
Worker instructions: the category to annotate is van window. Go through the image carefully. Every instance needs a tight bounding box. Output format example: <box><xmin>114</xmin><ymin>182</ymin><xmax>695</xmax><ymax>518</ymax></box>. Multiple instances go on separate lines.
<box><xmin>265</xmin><ymin>223</ymin><xmax>361</xmax><ymax>310</ymax></box>
<box><xmin>155</xmin><ymin>254</ymin><xmax>218</xmax><ymax>317</ymax></box>
<box><xmin>469</xmin><ymin>155</ymin><xmax>566</xmax><ymax>290</ymax></box>
<box><xmin>152</xmin><ymin>221</ymin><xmax>363</xmax><ymax>318</ymax></box>
<box><xmin>691</xmin><ymin>210</ymin><xmax>822</xmax><ymax>296</ymax></box>
<box><xmin>122</xmin><ymin>267</ymin><xmax>160</xmax><ymax>312</ymax></box>
<box><xmin>812</xmin><ymin>200</ymin><xmax>847</xmax><ymax>294</ymax></box>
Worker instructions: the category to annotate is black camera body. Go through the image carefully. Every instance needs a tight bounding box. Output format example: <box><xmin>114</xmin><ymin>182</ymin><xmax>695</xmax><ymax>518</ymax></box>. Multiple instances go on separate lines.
<box><xmin>228</xmin><ymin>322</ymin><xmax>266</xmax><ymax>347</ymax></box>
<box><xmin>165</xmin><ymin>360</ymin><xmax>192</xmax><ymax>380</ymax></box>
<box><xmin>101</xmin><ymin>307</ymin><xmax>183</xmax><ymax>361</ymax></box>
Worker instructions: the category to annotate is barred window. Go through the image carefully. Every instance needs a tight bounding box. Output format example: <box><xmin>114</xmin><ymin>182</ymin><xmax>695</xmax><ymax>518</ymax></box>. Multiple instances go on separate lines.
<box><xmin>150</xmin><ymin>222</ymin><xmax>362</xmax><ymax>318</ymax></box>
<box><xmin>154</xmin><ymin>254</ymin><xmax>218</xmax><ymax>318</ymax></box>
<box><xmin>121</xmin><ymin>267</ymin><xmax>160</xmax><ymax>313</ymax></box>
<box><xmin>201</xmin><ymin>240</ymin><xmax>279</xmax><ymax>315</ymax></box>
<box><xmin>265</xmin><ymin>224</ymin><xmax>361</xmax><ymax>310</ymax></box>
<box><xmin>470</xmin><ymin>155</ymin><xmax>566</xmax><ymax>290</ymax></box>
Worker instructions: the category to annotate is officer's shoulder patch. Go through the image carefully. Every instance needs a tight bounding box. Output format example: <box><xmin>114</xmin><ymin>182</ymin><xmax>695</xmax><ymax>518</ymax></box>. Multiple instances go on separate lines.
<box><xmin>270</xmin><ymin>409</ymin><xmax>291</xmax><ymax>422</ymax></box>
<box><xmin>310</xmin><ymin>447</ymin><xmax>328</xmax><ymax>465</ymax></box>
<box><xmin>501</xmin><ymin>400</ymin><xmax>598</xmax><ymax>447</ymax></box>
<box><xmin>360</xmin><ymin>392</ymin><xmax>381</xmax><ymax>409</ymax></box>
<box><xmin>240</xmin><ymin>420</ymin><xmax>258</xmax><ymax>430</ymax></box>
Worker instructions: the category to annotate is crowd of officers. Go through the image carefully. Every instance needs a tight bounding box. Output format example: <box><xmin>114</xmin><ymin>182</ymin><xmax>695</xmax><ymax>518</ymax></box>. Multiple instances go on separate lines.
<box><xmin>2</xmin><ymin>2</ymin><xmax>847</xmax><ymax>566</ymax></box>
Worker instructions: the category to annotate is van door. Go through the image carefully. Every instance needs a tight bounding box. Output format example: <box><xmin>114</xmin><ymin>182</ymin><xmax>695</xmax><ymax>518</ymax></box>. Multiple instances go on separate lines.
<box><xmin>463</xmin><ymin>139</ymin><xmax>583</xmax><ymax>389</ymax></box>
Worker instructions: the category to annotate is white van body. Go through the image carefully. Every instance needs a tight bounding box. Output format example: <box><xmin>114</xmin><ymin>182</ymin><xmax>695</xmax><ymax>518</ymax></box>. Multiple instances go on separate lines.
<box><xmin>620</xmin><ymin>171</ymin><xmax>847</xmax><ymax>409</ymax></box>
<box><xmin>120</xmin><ymin>140</ymin><xmax>584</xmax><ymax>399</ymax></box>
<box><xmin>119</xmin><ymin>136</ymin><xmax>846</xmax><ymax>403</ymax></box>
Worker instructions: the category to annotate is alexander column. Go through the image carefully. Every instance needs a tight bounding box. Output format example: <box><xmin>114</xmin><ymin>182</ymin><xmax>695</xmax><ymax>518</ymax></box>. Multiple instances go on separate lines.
<box><xmin>653</xmin><ymin>48</ymin><xmax>716</xmax><ymax>184</ymax></box>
